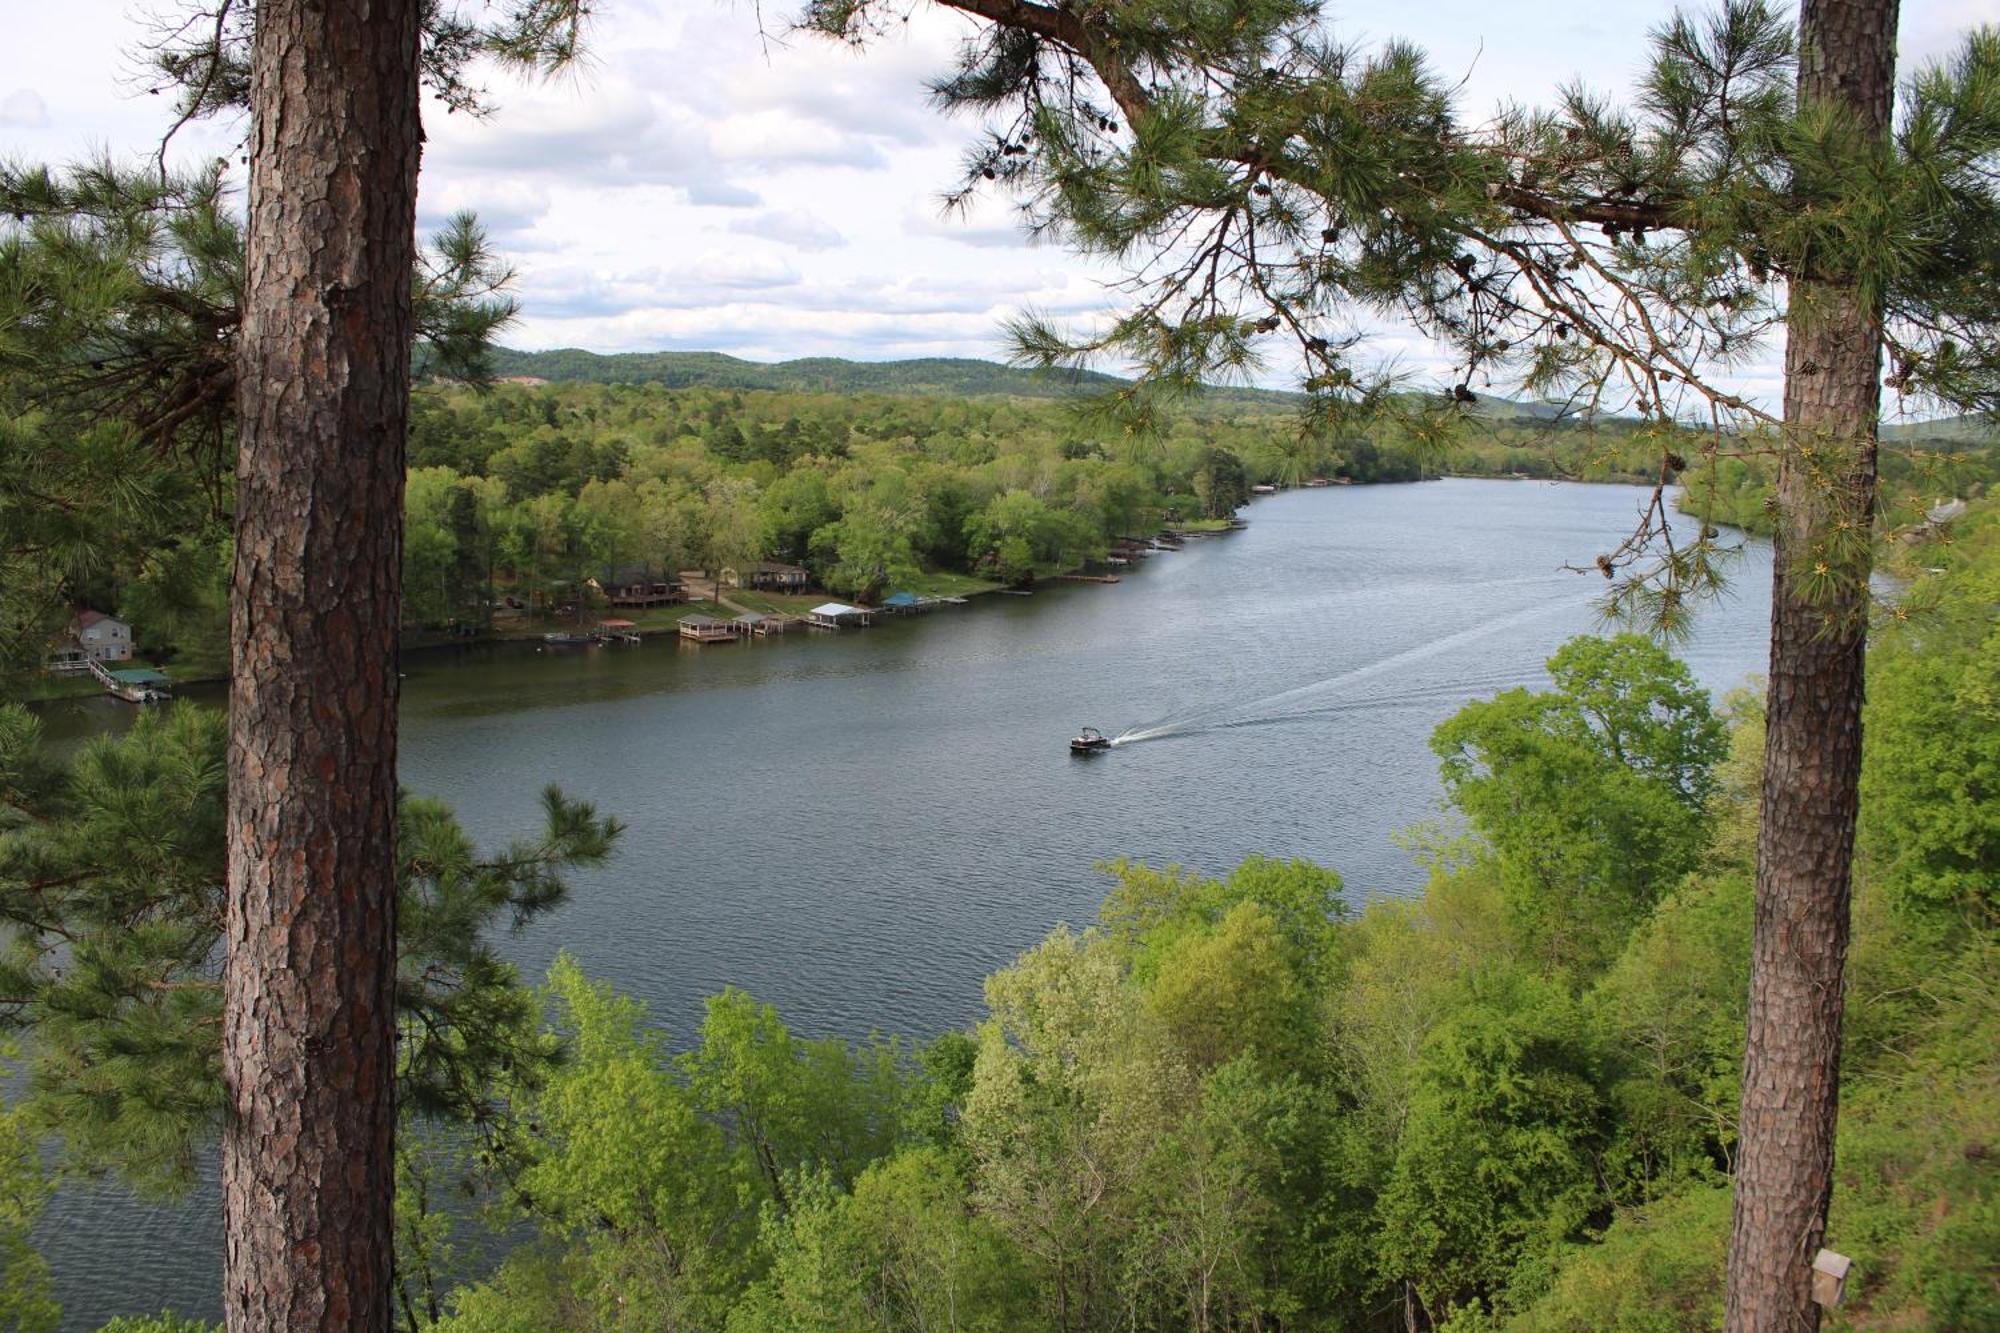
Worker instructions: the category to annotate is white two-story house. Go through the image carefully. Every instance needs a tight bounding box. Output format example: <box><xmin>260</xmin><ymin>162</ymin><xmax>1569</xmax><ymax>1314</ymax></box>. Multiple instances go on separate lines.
<box><xmin>49</xmin><ymin>610</ymin><xmax>134</xmax><ymax>671</ymax></box>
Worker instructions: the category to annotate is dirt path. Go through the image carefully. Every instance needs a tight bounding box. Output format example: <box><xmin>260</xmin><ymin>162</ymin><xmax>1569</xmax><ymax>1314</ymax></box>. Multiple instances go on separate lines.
<box><xmin>679</xmin><ymin>572</ymin><xmax>752</xmax><ymax>616</ymax></box>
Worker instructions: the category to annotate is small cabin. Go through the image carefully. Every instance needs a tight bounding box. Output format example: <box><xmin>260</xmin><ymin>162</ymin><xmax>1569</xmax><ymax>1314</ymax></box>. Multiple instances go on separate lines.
<box><xmin>721</xmin><ymin>561</ymin><xmax>809</xmax><ymax>592</ymax></box>
<box><xmin>678</xmin><ymin>614</ymin><xmax>738</xmax><ymax>643</ymax></box>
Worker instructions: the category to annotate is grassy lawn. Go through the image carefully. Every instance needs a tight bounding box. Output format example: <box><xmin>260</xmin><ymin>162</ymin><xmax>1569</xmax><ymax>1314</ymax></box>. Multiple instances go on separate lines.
<box><xmin>723</xmin><ymin>589</ymin><xmax>825</xmax><ymax>615</ymax></box>
<box><xmin>894</xmin><ymin>570</ymin><xmax>1004</xmax><ymax>598</ymax></box>
<box><xmin>21</xmin><ymin>673</ymin><xmax>107</xmax><ymax>703</ymax></box>
<box><xmin>157</xmin><ymin>645</ymin><xmax>229</xmax><ymax>682</ymax></box>
<box><xmin>1168</xmin><ymin>516</ymin><xmax>1237</xmax><ymax>533</ymax></box>
<box><xmin>631</xmin><ymin>602</ymin><xmax>736</xmax><ymax>628</ymax></box>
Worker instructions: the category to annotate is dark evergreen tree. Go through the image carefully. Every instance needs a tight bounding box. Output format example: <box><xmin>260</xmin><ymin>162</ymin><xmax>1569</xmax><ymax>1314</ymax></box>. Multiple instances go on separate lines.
<box><xmin>0</xmin><ymin>700</ymin><xmax>618</xmax><ymax>1191</ymax></box>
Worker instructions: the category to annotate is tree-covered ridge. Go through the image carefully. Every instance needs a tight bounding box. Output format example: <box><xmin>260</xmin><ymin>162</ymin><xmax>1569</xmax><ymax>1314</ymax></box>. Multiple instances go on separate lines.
<box><xmin>1880</xmin><ymin>414</ymin><xmax>2000</xmax><ymax>445</ymax></box>
<box><xmin>52</xmin><ymin>364</ymin><xmax>1988</xmax><ymax>682</ymax></box>
<box><xmin>478</xmin><ymin>348</ymin><xmax>1146</xmax><ymax>400</ymax></box>
<box><xmin>21</xmin><ymin>329</ymin><xmax>1987</xmax><ymax>688</ymax></box>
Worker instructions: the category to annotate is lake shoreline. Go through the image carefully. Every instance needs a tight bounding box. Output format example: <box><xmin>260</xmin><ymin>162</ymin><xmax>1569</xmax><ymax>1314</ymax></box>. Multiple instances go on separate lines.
<box><xmin>33</xmin><ymin>474</ymin><xmax>1745</xmax><ymax>711</ymax></box>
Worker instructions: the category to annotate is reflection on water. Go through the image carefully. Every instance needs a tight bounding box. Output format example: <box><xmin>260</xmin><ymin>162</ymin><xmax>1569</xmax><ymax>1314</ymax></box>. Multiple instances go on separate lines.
<box><xmin>34</xmin><ymin>480</ymin><xmax>1773</xmax><ymax>1329</ymax></box>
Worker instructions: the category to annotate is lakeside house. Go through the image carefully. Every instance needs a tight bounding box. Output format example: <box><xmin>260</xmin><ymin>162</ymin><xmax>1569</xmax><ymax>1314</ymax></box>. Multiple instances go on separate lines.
<box><xmin>48</xmin><ymin>610</ymin><xmax>134</xmax><ymax>672</ymax></box>
<box><xmin>721</xmin><ymin>561</ymin><xmax>810</xmax><ymax>592</ymax></box>
<box><xmin>598</xmin><ymin>568</ymin><xmax>686</xmax><ymax>608</ymax></box>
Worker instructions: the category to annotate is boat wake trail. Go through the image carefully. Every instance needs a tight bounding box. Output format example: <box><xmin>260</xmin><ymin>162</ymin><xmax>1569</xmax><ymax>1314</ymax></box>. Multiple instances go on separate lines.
<box><xmin>1109</xmin><ymin>598</ymin><xmax>1574</xmax><ymax>747</ymax></box>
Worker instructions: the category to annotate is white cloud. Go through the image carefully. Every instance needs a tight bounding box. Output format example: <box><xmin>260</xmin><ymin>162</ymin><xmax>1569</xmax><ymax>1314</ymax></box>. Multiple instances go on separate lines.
<box><xmin>686</xmin><ymin>181</ymin><xmax>763</xmax><ymax>208</ymax></box>
<box><xmin>9</xmin><ymin>0</ymin><xmax>1977</xmax><ymax>412</ymax></box>
<box><xmin>416</xmin><ymin>177</ymin><xmax>553</xmax><ymax>243</ymax></box>
<box><xmin>901</xmin><ymin>196</ymin><xmax>1033</xmax><ymax>250</ymax></box>
<box><xmin>0</xmin><ymin>90</ymin><xmax>47</xmax><ymax>129</ymax></box>
<box><xmin>708</xmin><ymin>109</ymin><xmax>890</xmax><ymax>171</ymax></box>
<box><xmin>728</xmin><ymin>209</ymin><xmax>847</xmax><ymax>252</ymax></box>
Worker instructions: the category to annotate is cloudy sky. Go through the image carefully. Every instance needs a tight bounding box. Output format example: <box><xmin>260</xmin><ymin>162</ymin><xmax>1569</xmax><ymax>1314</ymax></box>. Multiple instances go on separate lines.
<box><xmin>0</xmin><ymin>1</ymin><xmax>1982</xmax><ymax>408</ymax></box>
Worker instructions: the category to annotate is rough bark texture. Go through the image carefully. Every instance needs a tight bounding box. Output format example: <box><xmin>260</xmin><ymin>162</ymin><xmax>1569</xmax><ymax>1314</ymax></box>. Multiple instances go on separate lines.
<box><xmin>1726</xmin><ymin>2</ymin><xmax>1898</xmax><ymax>1329</ymax></box>
<box><xmin>223</xmin><ymin>2</ymin><xmax>421</xmax><ymax>1328</ymax></box>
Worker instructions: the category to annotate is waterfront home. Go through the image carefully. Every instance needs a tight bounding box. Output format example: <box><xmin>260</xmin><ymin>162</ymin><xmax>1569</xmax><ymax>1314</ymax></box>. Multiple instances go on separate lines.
<box><xmin>48</xmin><ymin>610</ymin><xmax>134</xmax><ymax>671</ymax></box>
<box><xmin>722</xmin><ymin>561</ymin><xmax>810</xmax><ymax>592</ymax></box>
<box><xmin>600</xmin><ymin>568</ymin><xmax>686</xmax><ymax>607</ymax></box>
<box><xmin>805</xmin><ymin>602</ymin><xmax>872</xmax><ymax>628</ymax></box>
<box><xmin>678</xmin><ymin>614</ymin><xmax>738</xmax><ymax>643</ymax></box>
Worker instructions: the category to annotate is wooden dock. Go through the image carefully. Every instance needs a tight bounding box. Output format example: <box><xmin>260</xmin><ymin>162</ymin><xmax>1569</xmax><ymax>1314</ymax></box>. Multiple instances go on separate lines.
<box><xmin>1057</xmin><ymin>573</ymin><xmax>1122</xmax><ymax>584</ymax></box>
<box><xmin>84</xmin><ymin>658</ymin><xmax>172</xmax><ymax>702</ymax></box>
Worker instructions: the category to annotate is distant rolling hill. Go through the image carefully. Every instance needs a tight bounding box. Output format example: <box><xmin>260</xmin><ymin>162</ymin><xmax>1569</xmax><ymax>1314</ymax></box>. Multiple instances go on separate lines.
<box><xmin>1881</xmin><ymin>414</ymin><xmax>1997</xmax><ymax>446</ymax></box>
<box><xmin>477</xmin><ymin>347</ymin><xmax>1993</xmax><ymax>443</ymax></box>
<box><xmin>479</xmin><ymin>347</ymin><xmax>1297</xmax><ymax>408</ymax></box>
<box><xmin>480</xmin><ymin>348</ymin><xmax>1628</xmax><ymax>418</ymax></box>
<box><xmin>490</xmin><ymin>347</ymin><xmax>1129</xmax><ymax>399</ymax></box>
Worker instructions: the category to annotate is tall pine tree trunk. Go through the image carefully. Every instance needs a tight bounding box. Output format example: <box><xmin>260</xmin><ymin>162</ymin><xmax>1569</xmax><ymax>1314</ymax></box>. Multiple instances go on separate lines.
<box><xmin>223</xmin><ymin>2</ymin><xmax>421</xmax><ymax>1327</ymax></box>
<box><xmin>1726</xmin><ymin>2</ymin><xmax>1898</xmax><ymax>1327</ymax></box>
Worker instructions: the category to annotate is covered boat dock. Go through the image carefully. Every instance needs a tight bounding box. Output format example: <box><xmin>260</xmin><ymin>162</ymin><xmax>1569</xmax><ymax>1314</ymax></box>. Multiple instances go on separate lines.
<box><xmin>805</xmin><ymin>602</ymin><xmax>873</xmax><ymax>629</ymax></box>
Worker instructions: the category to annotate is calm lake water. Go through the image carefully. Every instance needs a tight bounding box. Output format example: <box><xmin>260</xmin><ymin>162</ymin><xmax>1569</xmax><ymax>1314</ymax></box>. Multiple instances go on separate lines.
<box><xmin>34</xmin><ymin>479</ymin><xmax>1774</xmax><ymax>1328</ymax></box>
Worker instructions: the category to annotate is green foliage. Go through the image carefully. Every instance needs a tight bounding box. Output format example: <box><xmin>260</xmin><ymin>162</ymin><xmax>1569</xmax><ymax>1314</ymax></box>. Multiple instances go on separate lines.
<box><xmin>448</xmin><ymin>956</ymin><xmax>924</xmax><ymax>1328</ymax></box>
<box><xmin>1509</xmin><ymin>1185</ymin><xmax>1732</xmax><ymax>1332</ymax></box>
<box><xmin>805</xmin><ymin>0</ymin><xmax>2000</xmax><ymax>627</ymax></box>
<box><xmin>1144</xmin><ymin>900</ymin><xmax>1308</xmax><ymax>1070</ymax></box>
<box><xmin>0</xmin><ymin>1051</ymin><xmax>55</xmax><ymax>1333</ymax></box>
<box><xmin>727</xmin><ymin>1152</ymin><xmax>1029</xmax><ymax>1332</ymax></box>
<box><xmin>1591</xmin><ymin>871</ymin><xmax>1753</xmax><ymax>1193</ymax></box>
<box><xmin>1827</xmin><ymin>953</ymin><xmax>1999</xmax><ymax>1327</ymax></box>
<box><xmin>0</xmin><ymin>409</ymin><xmax>213</xmax><ymax>683</ymax></box>
<box><xmin>1377</xmin><ymin>966</ymin><xmax>1611</xmax><ymax>1320</ymax></box>
<box><xmin>93</xmin><ymin>1317</ymin><xmax>217</xmax><ymax>1333</ymax></box>
<box><xmin>1432</xmin><ymin>634</ymin><xmax>1727</xmax><ymax>974</ymax></box>
<box><xmin>681</xmin><ymin>987</ymin><xmax>908</xmax><ymax>1205</ymax></box>
<box><xmin>1861</xmin><ymin>504</ymin><xmax>2000</xmax><ymax>944</ymax></box>
<box><xmin>494</xmin><ymin>955</ymin><xmax>756</xmax><ymax>1323</ymax></box>
<box><xmin>0</xmin><ymin>151</ymin><xmax>533</xmax><ymax>681</ymax></box>
<box><xmin>0</xmin><ymin>705</ymin><xmax>618</xmax><ymax>1193</ymax></box>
